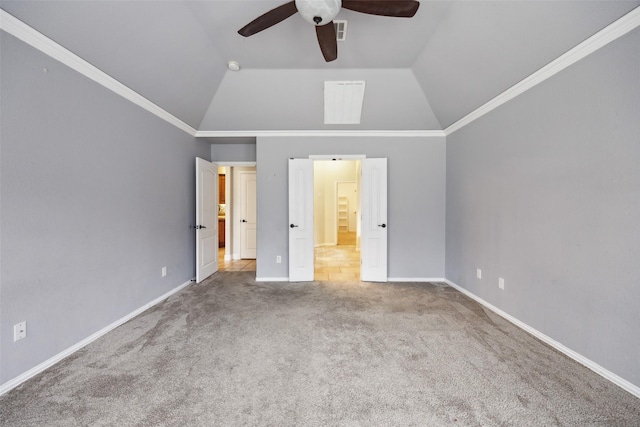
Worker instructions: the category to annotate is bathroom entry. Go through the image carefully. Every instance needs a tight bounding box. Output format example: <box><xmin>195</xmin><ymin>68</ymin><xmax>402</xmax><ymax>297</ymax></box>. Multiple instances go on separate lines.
<box><xmin>218</xmin><ymin>165</ymin><xmax>257</xmax><ymax>264</ymax></box>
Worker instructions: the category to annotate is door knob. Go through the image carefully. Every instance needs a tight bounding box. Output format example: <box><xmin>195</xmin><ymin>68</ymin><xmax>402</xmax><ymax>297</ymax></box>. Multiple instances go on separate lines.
<box><xmin>241</xmin><ymin>219</ymin><xmax>247</xmax><ymax>223</ymax></box>
<box><xmin>378</xmin><ymin>224</ymin><xmax>386</xmax><ymax>228</ymax></box>
<box><xmin>290</xmin><ymin>224</ymin><xmax>298</xmax><ymax>228</ymax></box>
<box><xmin>195</xmin><ymin>225</ymin><xmax>207</xmax><ymax>229</ymax></box>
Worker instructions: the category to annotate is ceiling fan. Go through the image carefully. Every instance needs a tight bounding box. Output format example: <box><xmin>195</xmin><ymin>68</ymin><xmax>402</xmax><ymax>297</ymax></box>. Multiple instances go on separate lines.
<box><xmin>238</xmin><ymin>0</ymin><xmax>420</xmax><ymax>62</ymax></box>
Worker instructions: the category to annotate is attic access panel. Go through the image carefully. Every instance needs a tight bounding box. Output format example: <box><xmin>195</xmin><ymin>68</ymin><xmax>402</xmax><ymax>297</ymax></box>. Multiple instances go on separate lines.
<box><xmin>324</xmin><ymin>81</ymin><xmax>366</xmax><ymax>124</ymax></box>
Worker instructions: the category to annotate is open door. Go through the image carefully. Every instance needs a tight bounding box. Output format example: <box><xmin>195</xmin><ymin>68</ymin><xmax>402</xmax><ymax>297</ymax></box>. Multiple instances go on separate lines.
<box><xmin>195</xmin><ymin>157</ymin><xmax>218</xmax><ymax>283</ymax></box>
<box><xmin>289</xmin><ymin>158</ymin><xmax>314</xmax><ymax>281</ymax></box>
<box><xmin>239</xmin><ymin>170</ymin><xmax>257</xmax><ymax>259</ymax></box>
<box><xmin>361</xmin><ymin>158</ymin><xmax>387</xmax><ymax>282</ymax></box>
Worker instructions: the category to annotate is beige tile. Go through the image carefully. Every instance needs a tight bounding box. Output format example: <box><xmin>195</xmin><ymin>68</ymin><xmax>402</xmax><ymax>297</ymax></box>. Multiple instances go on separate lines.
<box><xmin>314</xmin><ymin>273</ymin><xmax>329</xmax><ymax>281</ymax></box>
<box><xmin>313</xmin><ymin>244</ymin><xmax>361</xmax><ymax>281</ymax></box>
<box><xmin>218</xmin><ymin>248</ymin><xmax>255</xmax><ymax>272</ymax></box>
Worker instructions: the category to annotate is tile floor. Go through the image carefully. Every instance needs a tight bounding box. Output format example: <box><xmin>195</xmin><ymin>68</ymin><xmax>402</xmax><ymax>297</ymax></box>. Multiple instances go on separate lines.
<box><xmin>218</xmin><ymin>248</ymin><xmax>256</xmax><ymax>272</ymax></box>
<box><xmin>218</xmin><ymin>245</ymin><xmax>361</xmax><ymax>281</ymax></box>
<box><xmin>314</xmin><ymin>245</ymin><xmax>360</xmax><ymax>281</ymax></box>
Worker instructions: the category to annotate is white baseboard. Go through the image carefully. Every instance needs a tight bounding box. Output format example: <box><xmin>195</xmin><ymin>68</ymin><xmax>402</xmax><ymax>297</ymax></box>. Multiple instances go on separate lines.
<box><xmin>443</xmin><ymin>279</ymin><xmax>640</xmax><ymax>399</ymax></box>
<box><xmin>255</xmin><ymin>277</ymin><xmax>289</xmax><ymax>282</ymax></box>
<box><xmin>0</xmin><ymin>278</ymin><xmax>195</xmax><ymax>396</ymax></box>
<box><xmin>388</xmin><ymin>277</ymin><xmax>446</xmax><ymax>283</ymax></box>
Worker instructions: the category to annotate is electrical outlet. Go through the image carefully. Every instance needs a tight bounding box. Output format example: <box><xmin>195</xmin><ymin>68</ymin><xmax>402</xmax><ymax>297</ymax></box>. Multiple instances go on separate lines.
<box><xmin>477</xmin><ymin>268</ymin><xmax>482</xmax><ymax>279</ymax></box>
<box><xmin>276</xmin><ymin>256</ymin><xmax>282</xmax><ymax>264</ymax></box>
<box><xmin>499</xmin><ymin>277</ymin><xmax>505</xmax><ymax>290</ymax></box>
<box><xmin>14</xmin><ymin>321</ymin><xmax>27</xmax><ymax>342</ymax></box>
<box><xmin>162</xmin><ymin>266</ymin><xmax>167</xmax><ymax>277</ymax></box>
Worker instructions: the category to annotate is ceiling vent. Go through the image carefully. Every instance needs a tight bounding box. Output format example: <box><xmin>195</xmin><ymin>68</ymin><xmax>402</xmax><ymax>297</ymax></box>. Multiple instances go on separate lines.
<box><xmin>324</xmin><ymin>81</ymin><xmax>366</xmax><ymax>124</ymax></box>
<box><xmin>334</xmin><ymin>20</ymin><xmax>347</xmax><ymax>41</ymax></box>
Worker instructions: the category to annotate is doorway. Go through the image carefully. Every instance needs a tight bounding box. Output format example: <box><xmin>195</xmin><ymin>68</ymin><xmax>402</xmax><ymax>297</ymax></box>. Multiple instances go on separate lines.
<box><xmin>289</xmin><ymin>157</ymin><xmax>387</xmax><ymax>282</ymax></box>
<box><xmin>218</xmin><ymin>165</ymin><xmax>257</xmax><ymax>272</ymax></box>
<box><xmin>313</xmin><ymin>160</ymin><xmax>361</xmax><ymax>281</ymax></box>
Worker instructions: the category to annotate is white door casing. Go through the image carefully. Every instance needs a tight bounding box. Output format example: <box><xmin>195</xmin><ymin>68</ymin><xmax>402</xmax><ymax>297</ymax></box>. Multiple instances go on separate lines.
<box><xmin>361</xmin><ymin>158</ymin><xmax>388</xmax><ymax>282</ymax></box>
<box><xmin>240</xmin><ymin>170</ymin><xmax>257</xmax><ymax>259</ymax></box>
<box><xmin>195</xmin><ymin>157</ymin><xmax>218</xmax><ymax>283</ymax></box>
<box><xmin>289</xmin><ymin>158</ymin><xmax>314</xmax><ymax>282</ymax></box>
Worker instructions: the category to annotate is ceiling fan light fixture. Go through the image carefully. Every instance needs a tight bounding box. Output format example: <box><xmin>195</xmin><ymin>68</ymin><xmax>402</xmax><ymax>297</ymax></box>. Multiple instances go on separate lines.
<box><xmin>238</xmin><ymin>0</ymin><xmax>420</xmax><ymax>62</ymax></box>
<box><xmin>295</xmin><ymin>0</ymin><xmax>342</xmax><ymax>26</ymax></box>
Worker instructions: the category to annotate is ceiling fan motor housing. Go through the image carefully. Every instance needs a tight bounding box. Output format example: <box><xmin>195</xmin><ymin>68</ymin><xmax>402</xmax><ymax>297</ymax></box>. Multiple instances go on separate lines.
<box><xmin>295</xmin><ymin>0</ymin><xmax>342</xmax><ymax>26</ymax></box>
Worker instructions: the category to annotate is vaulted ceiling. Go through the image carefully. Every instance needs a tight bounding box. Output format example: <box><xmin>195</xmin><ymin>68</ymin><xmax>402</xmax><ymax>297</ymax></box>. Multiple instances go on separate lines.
<box><xmin>2</xmin><ymin>1</ymin><xmax>639</xmax><ymax>132</ymax></box>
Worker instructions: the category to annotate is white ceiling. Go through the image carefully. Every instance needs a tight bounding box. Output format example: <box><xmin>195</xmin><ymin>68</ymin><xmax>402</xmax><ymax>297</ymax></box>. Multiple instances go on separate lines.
<box><xmin>2</xmin><ymin>0</ymin><xmax>639</xmax><ymax>131</ymax></box>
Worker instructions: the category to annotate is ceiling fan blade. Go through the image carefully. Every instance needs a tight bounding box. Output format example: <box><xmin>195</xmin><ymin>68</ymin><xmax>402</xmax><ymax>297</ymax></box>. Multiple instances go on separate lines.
<box><xmin>316</xmin><ymin>22</ymin><xmax>338</xmax><ymax>62</ymax></box>
<box><xmin>342</xmin><ymin>0</ymin><xmax>420</xmax><ymax>18</ymax></box>
<box><xmin>238</xmin><ymin>1</ymin><xmax>298</xmax><ymax>37</ymax></box>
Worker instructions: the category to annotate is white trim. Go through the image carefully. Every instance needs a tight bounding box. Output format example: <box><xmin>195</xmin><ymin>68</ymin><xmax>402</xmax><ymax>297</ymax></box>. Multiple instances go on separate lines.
<box><xmin>197</xmin><ymin>130</ymin><xmax>446</xmax><ymax>138</ymax></box>
<box><xmin>0</xmin><ymin>278</ymin><xmax>194</xmax><ymax>396</ymax></box>
<box><xmin>309</xmin><ymin>154</ymin><xmax>366</xmax><ymax>160</ymax></box>
<box><xmin>444</xmin><ymin>6</ymin><xmax>640</xmax><ymax>136</ymax></box>
<box><xmin>443</xmin><ymin>279</ymin><xmax>640</xmax><ymax>399</ymax></box>
<box><xmin>212</xmin><ymin>161</ymin><xmax>257</xmax><ymax>167</ymax></box>
<box><xmin>0</xmin><ymin>10</ymin><xmax>197</xmax><ymax>137</ymax></box>
<box><xmin>255</xmin><ymin>277</ymin><xmax>289</xmax><ymax>282</ymax></box>
<box><xmin>388</xmin><ymin>277</ymin><xmax>446</xmax><ymax>283</ymax></box>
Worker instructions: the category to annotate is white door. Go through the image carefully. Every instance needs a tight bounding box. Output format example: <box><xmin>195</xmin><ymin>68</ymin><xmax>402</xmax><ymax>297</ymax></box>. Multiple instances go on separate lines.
<box><xmin>361</xmin><ymin>158</ymin><xmax>387</xmax><ymax>282</ymax></box>
<box><xmin>239</xmin><ymin>170</ymin><xmax>257</xmax><ymax>259</ymax></box>
<box><xmin>289</xmin><ymin>158</ymin><xmax>314</xmax><ymax>282</ymax></box>
<box><xmin>195</xmin><ymin>157</ymin><xmax>218</xmax><ymax>283</ymax></box>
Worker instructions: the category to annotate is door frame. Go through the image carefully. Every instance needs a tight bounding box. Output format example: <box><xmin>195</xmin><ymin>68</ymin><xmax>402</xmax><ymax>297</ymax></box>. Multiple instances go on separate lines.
<box><xmin>214</xmin><ymin>161</ymin><xmax>256</xmax><ymax>262</ymax></box>
<box><xmin>301</xmin><ymin>155</ymin><xmax>387</xmax><ymax>282</ymax></box>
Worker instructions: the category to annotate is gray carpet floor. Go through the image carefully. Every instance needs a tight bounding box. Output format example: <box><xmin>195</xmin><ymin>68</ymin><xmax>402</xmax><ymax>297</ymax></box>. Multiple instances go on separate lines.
<box><xmin>1</xmin><ymin>272</ymin><xmax>639</xmax><ymax>426</ymax></box>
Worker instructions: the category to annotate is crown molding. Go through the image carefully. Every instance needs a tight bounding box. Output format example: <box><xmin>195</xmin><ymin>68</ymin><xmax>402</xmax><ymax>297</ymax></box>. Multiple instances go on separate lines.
<box><xmin>444</xmin><ymin>6</ymin><xmax>640</xmax><ymax>136</ymax></box>
<box><xmin>0</xmin><ymin>9</ymin><xmax>198</xmax><ymax>137</ymax></box>
<box><xmin>3</xmin><ymin>5</ymin><xmax>638</xmax><ymax>140</ymax></box>
<box><xmin>196</xmin><ymin>130</ymin><xmax>446</xmax><ymax>138</ymax></box>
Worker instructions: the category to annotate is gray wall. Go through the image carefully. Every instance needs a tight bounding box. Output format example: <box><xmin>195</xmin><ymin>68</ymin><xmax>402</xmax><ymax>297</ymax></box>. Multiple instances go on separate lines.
<box><xmin>256</xmin><ymin>136</ymin><xmax>446</xmax><ymax>280</ymax></box>
<box><xmin>446</xmin><ymin>28</ymin><xmax>640</xmax><ymax>385</ymax></box>
<box><xmin>200</xmin><ymin>69</ymin><xmax>441</xmax><ymax>131</ymax></box>
<box><xmin>2</xmin><ymin>0</ymin><xmax>227</xmax><ymax>129</ymax></box>
<box><xmin>0</xmin><ymin>33</ymin><xmax>211</xmax><ymax>384</ymax></box>
<box><xmin>411</xmin><ymin>1</ymin><xmax>639</xmax><ymax>128</ymax></box>
<box><xmin>211</xmin><ymin>143</ymin><xmax>257</xmax><ymax>162</ymax></box>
